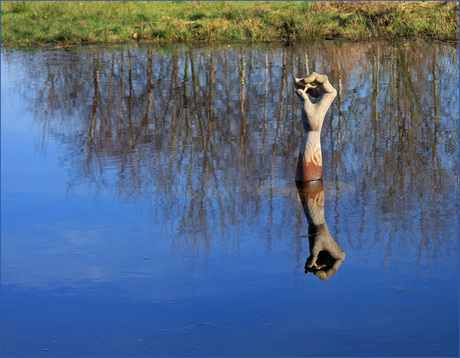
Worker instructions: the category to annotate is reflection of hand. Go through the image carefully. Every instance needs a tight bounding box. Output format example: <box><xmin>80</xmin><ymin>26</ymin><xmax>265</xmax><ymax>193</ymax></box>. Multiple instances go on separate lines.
<box><xmin>296</xmin><ymin>181</ymin><xmax>345</xmax><ymax>281</ymax></box>
<box><xmin>293</xmin><ymin>73</ymin><xmax>337</xmax><ymax>132</ymax></box>
<box><xmin>305</xmin><ymin>223</ymin><xmax>345</xmax><ymax>280</ymax></box>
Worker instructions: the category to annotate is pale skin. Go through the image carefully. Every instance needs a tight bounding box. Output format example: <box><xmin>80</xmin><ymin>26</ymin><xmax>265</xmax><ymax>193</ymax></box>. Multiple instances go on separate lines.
<box><xmin>293</xmin><ymin>73</ymin><xmax>337</xmax><ymax>182</ymax></box>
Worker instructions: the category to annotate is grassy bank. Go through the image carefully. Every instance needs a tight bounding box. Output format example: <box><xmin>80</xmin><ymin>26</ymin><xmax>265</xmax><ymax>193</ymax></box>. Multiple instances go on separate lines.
<box><xmin>1</xmin><ymin>1</ymin><xmax>458</xmax><ymax>47</ymax></box>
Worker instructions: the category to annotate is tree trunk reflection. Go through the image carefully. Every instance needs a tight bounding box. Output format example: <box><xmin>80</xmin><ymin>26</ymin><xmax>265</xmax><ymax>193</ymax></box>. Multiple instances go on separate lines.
<box><xmin>16</xmin><ymin>42</ymin><xmax>459</xmax><ymax>268</ymax></box>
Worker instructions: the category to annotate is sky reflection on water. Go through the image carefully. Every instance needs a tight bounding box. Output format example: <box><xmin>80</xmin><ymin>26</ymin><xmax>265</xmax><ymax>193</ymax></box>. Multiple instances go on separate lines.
<box><xmin>1</xmin><ymin>41</ymin><xmax>459</xmax><ymax>357</ymax></box>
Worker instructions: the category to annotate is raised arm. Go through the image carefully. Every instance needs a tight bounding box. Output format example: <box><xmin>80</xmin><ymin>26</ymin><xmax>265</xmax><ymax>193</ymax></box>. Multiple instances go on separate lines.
<box><xmin>293</xmin><ymin>72</ymin><xmax>337</xmax><ymax>182</ymax></box>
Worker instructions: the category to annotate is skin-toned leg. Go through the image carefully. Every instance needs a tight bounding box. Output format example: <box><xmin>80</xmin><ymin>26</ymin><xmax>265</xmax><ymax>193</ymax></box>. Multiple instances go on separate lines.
<box><xmin>293</xmin><ymin>73</ymin><xmax>337</xmax><ymax>182</ymax></box>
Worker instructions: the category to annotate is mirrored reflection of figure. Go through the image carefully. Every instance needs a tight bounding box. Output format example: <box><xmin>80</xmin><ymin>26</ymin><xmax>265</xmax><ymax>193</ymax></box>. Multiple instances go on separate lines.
<box><xmin>296</xmin><ymin>180</ymin><xmax>345</xmax><ymax>280</ymax></box>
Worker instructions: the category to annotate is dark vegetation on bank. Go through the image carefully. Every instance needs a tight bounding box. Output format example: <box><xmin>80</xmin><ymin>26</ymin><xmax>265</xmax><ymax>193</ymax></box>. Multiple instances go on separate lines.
<box><xmin>1</xmin><ymin>1</ymin><xmax>459</xmax><ymax>47</ymax></box>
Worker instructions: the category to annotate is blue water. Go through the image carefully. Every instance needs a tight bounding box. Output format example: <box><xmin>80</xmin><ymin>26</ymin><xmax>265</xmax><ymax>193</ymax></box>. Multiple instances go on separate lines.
<box><xmin>1</xmin><ymin>42</ymin><xmax>458</xmax><ymax>357</ymax></box>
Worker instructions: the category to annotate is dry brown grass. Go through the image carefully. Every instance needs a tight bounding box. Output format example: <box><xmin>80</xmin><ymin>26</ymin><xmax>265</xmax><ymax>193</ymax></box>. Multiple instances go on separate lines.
<box><xmin>1</xmin><ymin>1</ymin><xmax>458</xmax><ymax>46</ymax></box>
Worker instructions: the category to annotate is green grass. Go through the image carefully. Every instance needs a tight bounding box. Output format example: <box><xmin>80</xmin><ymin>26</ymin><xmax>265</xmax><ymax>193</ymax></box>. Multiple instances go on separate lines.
<box><xmin>1</xmin><ymin>1</ymin><xmax>458</xmax><ymax>47</ymax></box>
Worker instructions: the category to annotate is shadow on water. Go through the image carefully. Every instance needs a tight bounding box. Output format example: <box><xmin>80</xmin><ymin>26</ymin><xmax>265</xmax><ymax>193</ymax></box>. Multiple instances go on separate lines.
<box><xmin>1</xmin><ymin>41</ymin><xmax>459</xmax><ymax>356</ymax></box>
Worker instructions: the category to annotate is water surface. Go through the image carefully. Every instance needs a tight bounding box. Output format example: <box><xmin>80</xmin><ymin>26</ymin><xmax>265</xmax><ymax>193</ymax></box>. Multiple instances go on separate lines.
<box><xmin>1</xmin><ymin>41</ymin><xmax>459</xmax><ymax>357</ymax></box>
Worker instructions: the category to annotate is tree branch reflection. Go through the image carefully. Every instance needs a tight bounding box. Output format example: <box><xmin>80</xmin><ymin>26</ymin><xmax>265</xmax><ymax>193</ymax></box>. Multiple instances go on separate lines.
<box><xmin>10</xmin><ymin>42</ymin><xmax>458</xmax><ymax>268</ymax></box>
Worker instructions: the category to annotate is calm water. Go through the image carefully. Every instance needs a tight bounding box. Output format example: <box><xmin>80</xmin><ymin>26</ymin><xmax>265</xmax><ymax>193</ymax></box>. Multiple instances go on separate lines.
<box><xmin>1</xmin><ymin>41</ymin><xmax>459</xmax><ymax>357</ymax></box>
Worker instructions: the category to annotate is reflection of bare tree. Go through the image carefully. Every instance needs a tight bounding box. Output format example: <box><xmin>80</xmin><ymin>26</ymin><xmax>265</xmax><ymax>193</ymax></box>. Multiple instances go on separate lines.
<box><xmin>9</xmin><ymin>42</ymin><xmax>458</xmax><ymax>268</ymax></box>
<box><xmin>296</xmin><ymin>180</ymin><xmax>345</xmax><ymax>280</ymax></box>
